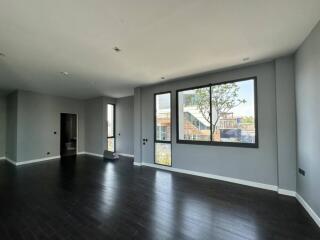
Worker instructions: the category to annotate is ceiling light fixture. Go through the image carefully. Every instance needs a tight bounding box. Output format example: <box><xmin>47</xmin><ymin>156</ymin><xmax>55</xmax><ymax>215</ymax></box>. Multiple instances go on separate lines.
<box><xmin>60</xmin><ymin>71</ymin><xmax>69</xmax><ymax>76</ymax></box>
<box><xmin>113</xmin><ymin>46</ymin><xmax>121</xmax><ymax>52</ymax></box>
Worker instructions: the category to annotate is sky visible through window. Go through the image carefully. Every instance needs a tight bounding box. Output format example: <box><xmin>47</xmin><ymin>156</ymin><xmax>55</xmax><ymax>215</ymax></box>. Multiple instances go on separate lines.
<box><xmin>231</xmin><ymin>80</ymin><xmax>254</xmax><ymax>117</ymax></box>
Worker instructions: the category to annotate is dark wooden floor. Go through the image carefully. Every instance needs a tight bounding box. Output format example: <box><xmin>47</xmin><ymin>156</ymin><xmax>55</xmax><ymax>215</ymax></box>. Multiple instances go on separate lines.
<box><xmin>0</xmin><ymin>155</ymin><xmax>319</xmax><ymax>240</ymax></box>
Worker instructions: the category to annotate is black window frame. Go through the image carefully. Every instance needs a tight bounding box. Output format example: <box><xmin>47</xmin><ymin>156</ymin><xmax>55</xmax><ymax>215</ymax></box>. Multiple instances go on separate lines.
<box><xmin>107</xmin><ymin>103</ymin><xmax>116</xmax><ymax>152</ymax></box>
<box><xmin>176</xmin><ymin>77</ymin><xmax>258</xmax><ymax>148</ymax></box>
<box><xmin>154</xmin><ymin>91</ymin><xmax>173</xmax><ymax>167</ymax></box>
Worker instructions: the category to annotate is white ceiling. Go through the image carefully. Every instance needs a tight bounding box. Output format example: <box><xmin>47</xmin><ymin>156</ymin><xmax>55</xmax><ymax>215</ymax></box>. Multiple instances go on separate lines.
<box><xmin>0</xmin><ymin>0</ymin><xmax>320</xmax><ymax>99</ymax></box>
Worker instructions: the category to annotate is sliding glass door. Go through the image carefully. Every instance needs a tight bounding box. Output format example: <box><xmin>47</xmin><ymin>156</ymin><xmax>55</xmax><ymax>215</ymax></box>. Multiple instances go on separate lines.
<box><xmin>107</xmin><ymin>104</ymin><xmax>115</xmax><ymax>152</ymax></box>
<box><xmin>154</xmin><ymin>92</ymin><xmax>172</xmax><ymax>166</ymax></box>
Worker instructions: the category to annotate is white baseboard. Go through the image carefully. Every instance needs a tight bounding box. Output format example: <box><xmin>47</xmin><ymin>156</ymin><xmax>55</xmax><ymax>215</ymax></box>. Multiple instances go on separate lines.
<box><xmin>4</xmin><ymin>152</ymin><xmax>102</xmax><ymax>166</ymax></box>
<box><xmin>3</xmin><ymin>151</ymin><xmax>131</xmax><ymax>165</ymax></box>
<box><xmin>133</xmin><ymin>162</ymin><xmax>142</xmax><ymax>166</ymax></box>
<box><xmin>9</xmin><ymin>156</ymin><xmax>61</xmax><ymax>166</ymax></box>
<box><xmin>278</xmin><ymin>188</ymin><xmax>296</xmax><ymax>197</ymax></box>
<box><xmin>117</xmin><ymin>153</ymin><xmax>134</xmax><ymax>158</ymax></box>
<box><xmin>4</xmin><ymin>152</ymin><xmax>90</xmax><ymax>166</ymax></box>
<box><xmin>83</xmin><ymin>152</ymin><xmax>103</xmax><ymax>158</ymax></box>
<box><xmin>141</xmin><ymin>163</ymin><xmax>278</xmax><ymax>191</ymax></box>
<box><xmin>296</xmin><ymin>194</ymin><xmax>320</xmax><ymax>227</ymax></box>
<box><xmin>4</xmin><ymin>152</ymin><xmax>103</xmax><ymax>166</ymax></box>
<box><xmin>5</xmin><ymin>157</ymin><xmax>16</xmax><ymax>165</ymax></box>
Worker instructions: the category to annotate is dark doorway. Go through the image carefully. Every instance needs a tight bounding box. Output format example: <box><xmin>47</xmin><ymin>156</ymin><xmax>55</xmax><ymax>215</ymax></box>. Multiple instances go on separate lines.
<box><xmin>60</xmin><ymin>113</ymin><xmax>77</xmax><ymax>157</ymax></box>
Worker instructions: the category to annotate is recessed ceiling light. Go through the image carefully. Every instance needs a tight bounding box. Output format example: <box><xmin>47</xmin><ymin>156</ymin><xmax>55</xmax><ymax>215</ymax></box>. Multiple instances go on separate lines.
<box><xmin>113</xmin><ymin>46</ymin><xmax>121</xmax><ymax>52</ymax></box>
<box><xmin>243</xmin><ymin>57</ymin><xmax>250</xmax><ymax>62</ymax></box>
<box><xmin>60</xmin><ymin>71</ymin><xmax>69</xmax><ymax>76</ymax></box>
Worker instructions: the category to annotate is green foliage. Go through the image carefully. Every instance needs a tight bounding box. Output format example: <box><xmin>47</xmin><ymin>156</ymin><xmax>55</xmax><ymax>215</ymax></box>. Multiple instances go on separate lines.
<box><xmin>241</xmin><ymin>116</ymin><xmax>254</xmax><ymax>124</ymax></box>
<box><xmin>195</xmin><ymin>83</ymin><xmax>246</xmax><ymax>132</ymax></box>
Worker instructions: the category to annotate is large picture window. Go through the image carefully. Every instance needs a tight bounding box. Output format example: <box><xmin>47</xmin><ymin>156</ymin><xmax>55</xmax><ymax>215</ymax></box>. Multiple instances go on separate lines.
<box><xmin>154</xmin><ymin>92</ymin><xmax>172</xmax><ymax>166</ymax></box>
<box><xmin>177</xmin><ymin>78</ymin><xmax>258</xmax><ymax>147</ymax></box>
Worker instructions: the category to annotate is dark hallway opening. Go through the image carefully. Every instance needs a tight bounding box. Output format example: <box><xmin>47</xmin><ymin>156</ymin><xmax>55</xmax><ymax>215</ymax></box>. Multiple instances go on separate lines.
<box><xmin>60</xmin><ymin>113</ymin><xmax>77</xmax><ymax>157</ymax></box>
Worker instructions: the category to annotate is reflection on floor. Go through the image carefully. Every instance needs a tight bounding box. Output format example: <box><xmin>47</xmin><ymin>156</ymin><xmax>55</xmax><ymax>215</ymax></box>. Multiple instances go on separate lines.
<box><xmin>0</xmin><ymin>155</ymin><xmax>319</xmax><ymax>240</ymax></box>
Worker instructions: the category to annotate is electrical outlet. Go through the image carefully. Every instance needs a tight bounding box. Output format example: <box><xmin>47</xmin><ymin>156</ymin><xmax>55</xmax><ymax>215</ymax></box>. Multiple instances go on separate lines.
<box><xmin>47</xmin><ymin>152</ymin><xmax>50</xmax><ymax>155</ymax></box>
<box><xmin>298</xmin><ymin>168</ymin><xmax>305</xmax><ymax>176</ymax></box>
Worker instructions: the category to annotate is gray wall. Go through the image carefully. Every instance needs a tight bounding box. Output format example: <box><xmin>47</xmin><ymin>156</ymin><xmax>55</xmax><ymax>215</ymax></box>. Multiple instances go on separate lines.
<box><xmin>275</xmin><ymin>56</ymin><xmax>297</xmax><ymax>191</ymax></box>
<box><xmin>84</xmin><ymin>96</ymin><xmax>116</xmax><ymax>155</ymax></box>
<box><xmin>3</xmin><ymin>90</ymin><xmax>124</xmax><ymax>160</ymax></box>
<box><xmin>85</xmin><ymin>97</ymin><xmax>104</xmax><ymax>155</ymax></box>
<box><xmin>138</xmin><ymin>62</ymin><xmax>278</xmax><ymax>186</ymax></box>
<box><xmin>17</xmin><ymin>90</ymin><xmax>85</xmax><ymax>162</ymax></box>
<box><xmin>0</xmin><ymin>96</ymin><xmax>6</xmax><ymax>157</ymax></box>
<box><xmin>295</xmin><ymin>20</ymin><xmax>320</xmax><ymax>216</ymax></box>
<box><xmin>134</xmin><ymin>88</ymin><xmax>142</xmax><ymax>162</ymax></box>
<box><xmin>116</xmin><ymin>96</ymin><xmax>134</xmax><ymax>155</ymax></box>
<box><xmin>6</xmin><ymin>92</ymin><xmax>18</xmax><ymax>161</ymax></box>
<box><xmin>135</xmin><ymin>59</ymin><xmax>297</xmax><ymax>188</ymax></box>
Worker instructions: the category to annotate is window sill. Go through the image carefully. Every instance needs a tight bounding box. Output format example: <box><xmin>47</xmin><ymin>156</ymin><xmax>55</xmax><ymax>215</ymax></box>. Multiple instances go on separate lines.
<box><xmin>176</xmin><ymin>140</ymin><xmax>259</xmax><ymax>148</ymax></box>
